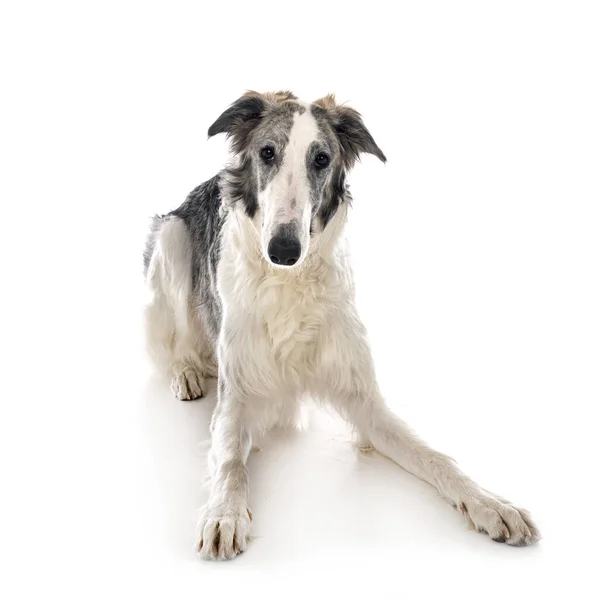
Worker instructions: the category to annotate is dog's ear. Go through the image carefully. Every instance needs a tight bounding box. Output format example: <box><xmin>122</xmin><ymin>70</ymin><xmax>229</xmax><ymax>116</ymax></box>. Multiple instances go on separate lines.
<box><xmin>208</xmin><ymin>91</ymin><xmax>297</xmax><ymax>153</ymax></box>
<box><xmin>314</xmin><ymin>94</ymin><xmax>386</xmax><ymax>169</ymax></box>
<box><xmin>208</xmin><ymin>92</ymin><xmax>267</xmax><ymax>140</ymax></box>
<box><xmin>334</xmin><ymin>105</ymin><xmax>387</xmax><ymax>167</ymax></box>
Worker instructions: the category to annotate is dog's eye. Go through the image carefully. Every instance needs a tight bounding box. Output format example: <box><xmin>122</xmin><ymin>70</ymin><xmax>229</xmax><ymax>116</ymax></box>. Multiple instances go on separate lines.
<box><xmin>314</xmin><ymin>153</ymin><xmax>330</xmax><ymax>168</ymax></box>
<box><xmin>260</xmin><ymin>146</ymin><xmax>275</xmax><ymax>161</ymax></box>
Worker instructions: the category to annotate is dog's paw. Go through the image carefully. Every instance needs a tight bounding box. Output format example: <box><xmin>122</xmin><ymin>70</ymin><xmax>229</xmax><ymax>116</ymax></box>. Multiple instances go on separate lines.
<box><xmin>171</xmin><ymin>368</ymin><xmax>205</xmax><ymax>401</ymax></box>
<box><xmin>457</xmin><ymin>490</ymin><xmax>540</xmax><ymax>546</ymax></box>
<box><xmin>196</xmin><ymin>504</ymin><xmax>252</xmax><ymax>560</ymax></box>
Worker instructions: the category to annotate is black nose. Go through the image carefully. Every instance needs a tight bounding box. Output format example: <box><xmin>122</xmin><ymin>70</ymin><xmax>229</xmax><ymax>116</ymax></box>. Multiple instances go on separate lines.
<box><xmin>268</xmin><ymin>235</ymin><xmax>301</xmax><ymax>266</ymax></box>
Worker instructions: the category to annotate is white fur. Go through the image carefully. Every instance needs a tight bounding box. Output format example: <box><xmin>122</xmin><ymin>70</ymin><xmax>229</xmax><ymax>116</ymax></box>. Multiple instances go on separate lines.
<box><xmin>145</xmin><ymin>111</ymin><xmax>540</xmax><ymax>560</ymax></box>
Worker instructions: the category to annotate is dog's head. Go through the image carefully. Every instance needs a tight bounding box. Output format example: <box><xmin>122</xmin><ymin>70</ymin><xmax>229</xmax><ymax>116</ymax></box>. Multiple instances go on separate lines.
<box><xmin>208</xmin><ymin>91</ymin><xmax>386</xmax><ymax>268</ymax></box>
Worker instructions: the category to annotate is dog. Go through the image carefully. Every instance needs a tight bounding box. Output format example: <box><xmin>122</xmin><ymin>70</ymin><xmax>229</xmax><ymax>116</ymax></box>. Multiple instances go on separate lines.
<box><xmin>143</xmin><ymin>91</ymin><xmax>540</xmax><ymax>560</ymax></box>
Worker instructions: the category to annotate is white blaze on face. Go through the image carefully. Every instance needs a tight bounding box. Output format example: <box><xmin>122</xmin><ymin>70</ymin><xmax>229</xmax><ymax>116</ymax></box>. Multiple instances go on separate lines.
<box><xmin>260</xmin><ymin>108</ymin><xmax>320</xmax><ymax>264</ymax></box>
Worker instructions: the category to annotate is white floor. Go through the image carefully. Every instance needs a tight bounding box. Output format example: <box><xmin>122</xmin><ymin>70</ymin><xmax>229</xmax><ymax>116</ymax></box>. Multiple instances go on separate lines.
<box><xmin>4</xmin><ymin>266</ymin><xmax>591</xmax><ymax>598</ymax></box>
<box><xmin>98</xmin><ymin>339</ymin><xmax>592</xmax><ymax>599</ymax></box>
<box><xmin>6</xmin><ymin>283</ymin><xmax>587</xmax><ymax>598</ymax></box>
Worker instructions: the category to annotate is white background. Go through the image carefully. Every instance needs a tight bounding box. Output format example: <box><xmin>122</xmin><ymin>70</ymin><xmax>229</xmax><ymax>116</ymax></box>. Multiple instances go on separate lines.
<box><xmin>1</xmin><ymin>1</ymin><xmax>593</xmax><ymax>598</ymax></box>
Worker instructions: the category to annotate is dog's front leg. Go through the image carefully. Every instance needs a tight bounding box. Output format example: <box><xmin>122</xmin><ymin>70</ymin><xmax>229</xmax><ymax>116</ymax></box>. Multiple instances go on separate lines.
<box><xmin>196</xmin><ymin>380</ymin><xmax>253</xmax><ymax>560</ymax></box>
<box><xmin>319</xmin><ymin>316</ymin><xmax>540</xmax><ymax>546</ymax></box>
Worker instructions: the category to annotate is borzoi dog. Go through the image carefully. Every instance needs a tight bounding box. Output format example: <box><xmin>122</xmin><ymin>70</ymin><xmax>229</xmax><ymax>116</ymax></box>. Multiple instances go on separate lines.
<box><xmin>144</xmin><ymin>91</ymin><xmax>540</xmax><ymax>560</ymax></box>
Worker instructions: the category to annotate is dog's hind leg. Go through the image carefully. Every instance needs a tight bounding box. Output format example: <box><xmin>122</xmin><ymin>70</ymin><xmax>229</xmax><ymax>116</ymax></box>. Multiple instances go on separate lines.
<box><xmin>144</xmin><ymin>216</ymin><xmax>216</xmax><ymax>400</ymax></box>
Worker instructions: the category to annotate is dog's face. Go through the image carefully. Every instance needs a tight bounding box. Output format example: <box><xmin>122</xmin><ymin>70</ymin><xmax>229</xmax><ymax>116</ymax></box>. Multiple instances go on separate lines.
<box><xmin>208</xmin><ymin>91</ymin><xmax>386</xmax><ymax>268</ymax></box>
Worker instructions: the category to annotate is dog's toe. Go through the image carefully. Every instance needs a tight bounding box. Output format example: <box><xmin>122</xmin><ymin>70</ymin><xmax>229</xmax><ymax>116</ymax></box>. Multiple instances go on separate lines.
<box><xmin>459</xmin><ymin>491</ymin><xmax>540</xmax><ymax>547</ymax></box>
<box><xmin>171</xmin><ymin>369</ymin><xmax>205</xmax><ymax>400</ymax></box>
<box><xmin>197</xmin><ymin>505</ymin><xmax>251</xmax><ymax>560</ymax></box>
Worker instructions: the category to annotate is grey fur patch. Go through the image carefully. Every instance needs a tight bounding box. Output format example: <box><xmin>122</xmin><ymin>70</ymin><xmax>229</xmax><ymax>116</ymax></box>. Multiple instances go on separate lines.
<box><xmin>151</xmin><ymin>175</ymin><xmax>225</xmax><ymax>344</ymax></box>
<box><xmin>250</xmin><ymin>109</ymin><xmax>298</xmax><ymax>192</ymax></box>
<box><xmin>272</xmin><ymin>219</ymin><xmax>299</xmax><ymax>239</ymax></box>
<box><xmin>221</xmin><ymin>154</ymin><xmax>259</xmax><ymax>218</ymax></box>
<box><xmin>305</xmin><ymin>140</ymin><xmax>336</xmax><ymax>215</ymax></box>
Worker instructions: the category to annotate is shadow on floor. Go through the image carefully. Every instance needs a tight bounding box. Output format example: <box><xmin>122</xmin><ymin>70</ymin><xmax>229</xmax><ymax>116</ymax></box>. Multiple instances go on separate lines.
<box><xmin>141</xmin><ymin>375</ymin><xmax>525</xmax><ymax>565</ymax></box>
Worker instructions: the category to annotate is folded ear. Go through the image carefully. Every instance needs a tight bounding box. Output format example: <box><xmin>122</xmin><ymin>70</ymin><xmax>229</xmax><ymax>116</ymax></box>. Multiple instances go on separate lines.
<box><xmin>314</xmin><ymin>94</ymin><xmax>386</xmax><ymax>168</ymax></box>
<box><xmin>208</xmin><ymin>91</ymin><xmax>298</xmax><ymax>153</ymax></box>
<box><xmin>207</xmin><ymin>92</ymin><xmax>268</xmax><ymax>139</ymax></box>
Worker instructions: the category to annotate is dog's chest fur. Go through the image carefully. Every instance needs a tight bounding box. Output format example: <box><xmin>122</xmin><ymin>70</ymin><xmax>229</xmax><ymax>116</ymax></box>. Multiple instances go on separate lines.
<box><xmin>217</xmin><ymin>211</ymin><xmax>348</xmax><ymax>390</ymax></box>
<box><xmin>254</xmin><ymin>263</ymin><xmax>332</xmax><ymax>356</ymax></box>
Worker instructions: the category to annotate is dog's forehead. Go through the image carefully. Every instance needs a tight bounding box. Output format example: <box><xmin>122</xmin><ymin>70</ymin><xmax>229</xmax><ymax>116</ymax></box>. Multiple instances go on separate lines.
<box><xmin>252</xmin><ymin>101</ymin><xmax>333</xmax><ymax>150</ymax></box>
<box><xmin>287</xmin><ymin>108</ymin><xmax>322</xmax><ymax>149</ymax></box>
<box><xmin>309</xmin><ymin>104</ymin><xmax>338</xmax><ymax>143</ymax></box>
